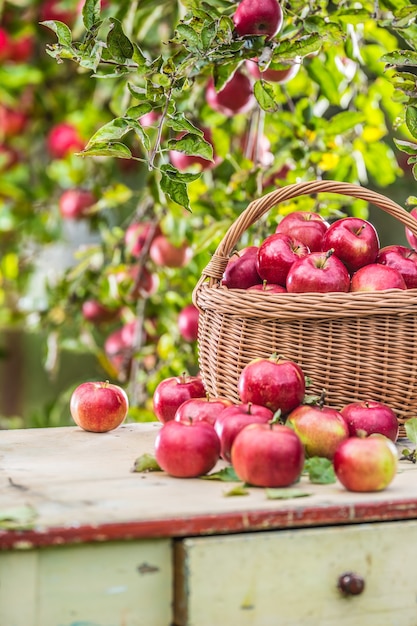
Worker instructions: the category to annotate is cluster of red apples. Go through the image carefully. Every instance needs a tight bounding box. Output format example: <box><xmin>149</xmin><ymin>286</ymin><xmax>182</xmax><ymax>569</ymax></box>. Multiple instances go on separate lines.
<box><xmin>223</xmin><ymin>210</ymin><xmax>417</xmax><ymax>294</ymax></box>
<box><xmin>152</xmin><ymin>356</ymin><xmax>399</xmax><ymax>493</ymax></box>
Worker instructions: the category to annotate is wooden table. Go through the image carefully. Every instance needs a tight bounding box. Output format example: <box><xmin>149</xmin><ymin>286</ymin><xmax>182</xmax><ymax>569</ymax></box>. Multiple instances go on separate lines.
<box><xmin>1</xmin><ymin>422</ymin><xmax>417</xmax><ymax>626</ymax></box>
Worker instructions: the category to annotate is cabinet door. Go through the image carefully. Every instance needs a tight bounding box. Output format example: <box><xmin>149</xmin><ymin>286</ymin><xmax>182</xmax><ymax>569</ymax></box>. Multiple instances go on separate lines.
<box><xmin>174</xmin><ymin>520</ymin><xmax>417</xmax><ymax>626</ymax></box>
<box><xmin>0</xmin><ymin>539</ymin><xmax>172</xmax><ymax>626</ymax></box>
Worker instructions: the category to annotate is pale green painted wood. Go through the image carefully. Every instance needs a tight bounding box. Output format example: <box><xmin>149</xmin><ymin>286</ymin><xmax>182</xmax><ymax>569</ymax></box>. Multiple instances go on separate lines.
<box><xmin>0</xmin><ymin>539</ymin><xmax>172</xmax><ymax>626</ymax></box>
<box><xmin>0</xmin><ymin>550</ymin><xmax>38</xmax><ymax>626</ymax></box>
<box><xmin>176</xmin><ymin>519</ymin><xmax>417</xmax><ymax>626</ymax></box>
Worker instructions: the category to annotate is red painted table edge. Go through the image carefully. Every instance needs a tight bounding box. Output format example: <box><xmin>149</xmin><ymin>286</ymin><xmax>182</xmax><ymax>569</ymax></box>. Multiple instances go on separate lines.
<box><xmin>1</xmin><ymin>497</ymin><xmax>417</xmax><ymax>551</ymax></box>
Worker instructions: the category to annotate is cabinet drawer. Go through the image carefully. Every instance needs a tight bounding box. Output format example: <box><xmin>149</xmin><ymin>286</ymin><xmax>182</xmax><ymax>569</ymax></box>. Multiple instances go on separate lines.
<box><xmin>174</xmin><ymin>519</ymin><xmax>417</xmax><ymax>626</ymax></box>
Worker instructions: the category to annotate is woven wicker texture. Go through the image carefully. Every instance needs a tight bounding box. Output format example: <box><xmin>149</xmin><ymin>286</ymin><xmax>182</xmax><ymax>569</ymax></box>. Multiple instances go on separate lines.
<box><xmin>193</xmin><ymin>180</ymin><xmax>417</xmax><ymax>437</ymax></box>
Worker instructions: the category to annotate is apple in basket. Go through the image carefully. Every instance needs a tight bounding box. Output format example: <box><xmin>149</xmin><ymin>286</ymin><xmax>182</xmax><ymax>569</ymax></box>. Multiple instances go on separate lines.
<box><xmin>238</xmin><ymin>355</ymin><xmax>305</xmax><ymax>416</ymax></box>
<box><xmin>376</xmin><ymin>245</ymin><xmax>417</xmax><ymax>289</ymax></box>
<box><xmin>333</xmin><ymin>434</ymin><xmax>398</xmax><ymax>492</ymax></box>
<box><xmin>248</xmin><ymin>281</ymin><xmax>286</xmax><ymax>293</ymax></box>
<box><xmin>275</xmin><ymin>211</ymin><xmax>330</xmax><ymax>252</ymax></box>
<box><xmin>214</xmin><ymin>402</ymin><xmax>274</xmax><ymax>462</ymax></box>
<box><xmin>174</xmin><ymin>395</ymin><xmax>233</xmax><ymax>426</ymax></box>
<box><xmin>231</xmin><ymin>422</ymin><xmax>305</xmax><ymax>487</ymax></box>
<box><xmin>153</xmin><ymin>374</ymin><xmax>206</xmax><ymax>423</ymax></box>
<box><xmin>321</xmin><ymin>217</ymin><xmax>380</xmax><ymax>274</ymax></box>
<box><xmin>286</xmin><ymin>397</ymin><xmax>349</xmax><ymax>460</ymax></box>
<box><xmin>286</xmin><ymin>249</ymin><xmax>350</xmax><ymax>293</ymax></box>
<box><xmin>405</xmin><ymin>207</ymin><xmax>417</xmax><ymax>249</ymax></box>
<box><xmin>340</xmin><ymin>400</ymin><xmax>399</xmax><ymax>442</ymax></box>
<box><xmin>256</xmin><ymin>233</ymin><xmax>310</xmax><ymax>286</ymax></box>
<box><xmin>155</xmin><ymin>419</ymin><xmax>220</xmax><ymax>478</ymax></box>
<box><xmin>222</xmin><ymin>246</ymin><xmax>263</xmax><ymax>289</ymax></box>
<box><xmin>350</xmin><ymin>263</ymin><xmax>407</xmax><ymax>292</ymax></box>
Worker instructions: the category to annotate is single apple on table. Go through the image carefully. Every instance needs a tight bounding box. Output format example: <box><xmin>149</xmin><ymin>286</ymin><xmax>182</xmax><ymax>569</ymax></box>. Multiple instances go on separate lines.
<box><xmin>286</xmin><ymin>249</ymin><xmax>351</xmax><ymax>293</ymax></box>
<box><xmin>155</xmin><ymin>419</ymin><xmax>220</xmax><ymax>478</ymax></box>
<box><xmin>286</xmin><ymin>399</ymin><xmax>350</xmax><ymax>460</ymax></box>
<box><xmin>174</xmin><ymin>395</ymin><xmax>233</xmax><ymax>426</ymax></box>
<box><xmin>238</xmin><ymin>355</ymin><xmax>305</xmax><ymax>416</ymax></box>
<box><xmin>214</xmin><ymin>402</ymin><xmax>274</xmax><ymax>462</ymax></box>
<box><xmin>350</xmin><ymin>263</ymin><xmax>407</xmax><ymax>292</ymax></box>
<box><xmin>222</xmin><ymin>246</ymin><xmax>263</xmax><ymax>289</ymax></box>
<box><xmin>321</xmin><ymin>217</ymin><xmax>380</xmax><ymax>274</ymax></box>
<box><xmin>233</xmin><ymin>0</ymin><xmax>283</xmax><ymax>39</ymax></box>
<box><xmin>275</xmin><ymin>211</ymin><xmax>329</xmax><ymax>252</ymax></box>
<box><xmin>153</xmin><ymin>373</ymin><xmax>206</xmax><ymax>423</ymax></box>
<box><xmin>256</xmin><ymin>233</ymin><xmax>310</xmax><ymax>286</ymax></box>
<box><xmin>376</xmin><ymin>244</ymin><xmax>417</xmax><ymax>289</ymax></box>
<box><xmin>340</xmin><ymin>400</ymin><xmax>399</xmax><ymax>442</ymax></box>
<box><xmin>231</xmin><ymin>422</ymin><xmax>305</xmax><ymax>487</ymax></box>
<box><xmin>70</xmin><ymin>381</ymin><xmax>129</xmax><ymax>433</ymax></box>
<box><xmin>333</xmin><ymin>434</ymin><xmax>398</xmax><ymax>492</ymax></box>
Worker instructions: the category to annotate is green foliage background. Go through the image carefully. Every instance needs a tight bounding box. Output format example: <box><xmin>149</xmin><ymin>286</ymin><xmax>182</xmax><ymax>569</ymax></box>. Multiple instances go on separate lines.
<box><xmin>1</xmin><ymin>0</ymin><xmax>417</xmax><ymax>426</ymax></box>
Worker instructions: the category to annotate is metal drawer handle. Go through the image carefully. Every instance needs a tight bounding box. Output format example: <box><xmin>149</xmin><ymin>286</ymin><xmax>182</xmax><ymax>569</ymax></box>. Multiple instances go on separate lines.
<box><xmin>337</xmin><ymin>572</ymin><xmax>365</xmax><ymax>596</ymax></box>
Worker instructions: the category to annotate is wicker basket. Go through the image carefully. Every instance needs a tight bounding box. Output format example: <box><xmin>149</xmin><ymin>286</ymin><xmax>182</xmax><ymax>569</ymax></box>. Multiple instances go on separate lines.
<box><xmin>192</xmin><ymin>180</ymin><xmax>417</xmax><ymax>438</ymax></box>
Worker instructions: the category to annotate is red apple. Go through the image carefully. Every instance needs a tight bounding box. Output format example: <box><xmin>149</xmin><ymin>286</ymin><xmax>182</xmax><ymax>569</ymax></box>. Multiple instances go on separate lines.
<box><xmin>405</xmin><ymin>208</ymin><xmax>417</xmax><ymax>248</ymax></box>
<box><xmin>174</xmin><ymin>395</ymin><xmax>233</xmax><ymax>426</ymax></box>
<box><xmin>247</xmin><ymin>281</ymin><xmax>286</xmax><ymax>293</ymax></box>
<box><xmin>238</xmin><ymin>355</ymin><xmax>305</xmax><ymax>415</ymax></box>
<box><xmin>321</xmin><ymin>217</ymin><xmax>380</xmax><ymax>274</ymax></box>
<box><xmin>155</xmin><ymin>419</ymin><xmax>220</xmax><ymax>478</ymax></box>
<box><xmin>0</xmin><ymin>106</ymin><xmax>27</xmax><ymax>138</ymax></box>
<box><xmin>256</xmin><ymin>233</ymin><xmax>310</xmax><ymax>286</ymax></box>
<box><xmin>153</xmin><ymin>374</ymin><xmax>206</xmax><ymax>423</ymax></box>
<box><xmin>205</xmin><ymin>72</ymin><xmax>255</xmax><ymax>117</ymax></box>
<box><xmin>149</xmin><ymin>235</ymin><xmax>192</xmax><ymax>268</ymax></box>
<box><xmin>286</xmin><ymin>249</ymin><xmax>351</xmax><ymax>293</ymax></box>
<box><xmin>214</xmin><ymin>402</ymin><xmax>274</xmax><ymax>462</ymax></box>
<box><xmin>350</xmin><ymin>263</ymin><xmax>407</xmax><ymax>292</ymax></box>
<box><xmin>275</xmin><ymin>211</ymin><xmax>329</xmax><ymax>252</ymax></box>
<box><xmin>82</xmin><ymin>299</ymin><xmax>121</xmax><ymax>324</ymax></box>
<box><xmin>231</xmin><ymin>422</ymin><xmax>305</xmax><ymax>487</ymax></box>
<box><xmin>376</xmin><ymin>244</ymin><xmax>417</xmax><ymax>289</ymax></box>
<box><xmin>40</xmin><ymin>0</ymin><xmax>77</xmax><ymax>25</ymax></box>
<box><xmin>69</xmin><ymin>381</ymin><xmax>129</xmax><ymax>433</ymax></box>
<box><xmin>233</xmin><ymin>0</ymin><xmax>284</xmax><ymax>39</ymax></box>
<box><xmin>0</xmin><ymin>27</ymin><xmax>12</xmax><ymax>62</ymax></box>
<box><xmin>222</xmin><ymin>246</ymin><xmax>263</xmax><ymax>289</ymax></box>
<box><xmin>246</xmin><ymin>58</ymin><xmax>300</xmax><ymax>83</ymax></box>
<box><xmin>139</xmin><ymin>110</ymin><xmax>159</xmax><ymax>127</ymax></box>
<box><xmin>340</xmin><ymin>400</ymin><xmax>399</xmax><ymax>442</ymax></box>
<box><xmin>59</xmin><ymin>189</ymin><xmax>96</xmax><ymax>219</ymax></box>
<box><xmin>10</xmin><ymin>34</ymin><xmax>34</xmax><ymax>63</ymax></box>
<box><xmin>124</xmin><ymin>221</ymin><xmax>160</xmax><ymax>258</ymax></box>
<box><xmin>286</xmin><ymin>402</ymin><xmax>350</xmax><ymax>460</ymax></box>
<box><xmin>104</xmin><ymin>322</ymin><xmax>142</xmax><ymax>376</ymax></box>
<box><xmin>333</xmin><ymin>435</ymin><xmax>398</xmax><ymax>492</ymax></box>
<box><xmin>126</xmin><ymin>264</ymin><xmax>159</xmax><ymax>299</ymax></box>
<box><xmin>47</xmin><ymin>122</ymin><xmax>84</xmax><ymax>159</ymax></box>
<box><xmin>178</xmin><ymin>303</ymin><xmax>200</xmax><ymax>342</ymax></box>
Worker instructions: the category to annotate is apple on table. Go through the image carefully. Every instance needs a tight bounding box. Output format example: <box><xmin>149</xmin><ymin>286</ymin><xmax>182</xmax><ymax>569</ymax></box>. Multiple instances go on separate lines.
<box><xmin>214</xmin><ymin>402</ymin><xmax>274</xmax><ymax>462</ymax></box>
<box><xmin>153</xmin><ymin>374</ymin><xmax>206</xmax><ymax>423</ymax></box>
<box><xmin>174</xmin><ymin>395</ymin><xmax>233</xmax><ymax>426</ymax></box>
<box><xmin>70</xmin><ymin>381</ymin><xmax>129</xmax><ymax>433</ymax></box>
<box><xmin>340</xmin><ymin>400</ymin><xmax>399</xmax><ymax>442</ymax></box>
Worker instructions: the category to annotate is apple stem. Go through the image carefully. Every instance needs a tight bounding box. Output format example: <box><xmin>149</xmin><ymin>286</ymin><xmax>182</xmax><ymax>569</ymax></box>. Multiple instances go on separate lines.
<box><xmin>247</xmin><ymin>402</ymin><xmax>253</xmax><ymax>414</ymax></box>
<box><xmin>355</xmin><ymin>224</ymin><xmax>366</xmax><ymax>236</ymax></box>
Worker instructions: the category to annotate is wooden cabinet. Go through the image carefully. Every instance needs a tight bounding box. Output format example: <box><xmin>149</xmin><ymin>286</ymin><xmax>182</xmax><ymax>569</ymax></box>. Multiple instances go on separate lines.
<box><xmin>1</xmin><ymin>423</ymin><xmax>417</xmax><ymax>626</ymax></box>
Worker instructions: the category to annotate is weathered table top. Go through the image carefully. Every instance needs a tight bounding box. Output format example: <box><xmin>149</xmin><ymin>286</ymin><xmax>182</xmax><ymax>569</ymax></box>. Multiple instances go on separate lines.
<box><xmin>1</xmin><ymin>422</ymin><xmax>416</xmax><ymax>550</ymax></box>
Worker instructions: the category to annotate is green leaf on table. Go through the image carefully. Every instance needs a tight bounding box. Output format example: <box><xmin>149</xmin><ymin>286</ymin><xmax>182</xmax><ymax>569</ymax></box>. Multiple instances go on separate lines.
<box><xmin>132</xmin><ymin>453</ymin><xmax>162</xmax><ymax>473</ymax></box>
<box><xmin>304</xmin><ymin>457</ymin><xmax>336</xmax><ymax>484</ymax></box>
<box><xmin>224</xmin><ymin>484</ymin><xmax>250</xmax><ymax>496</ymax></box>
<box><xmin>0</xmin><ymin>505</ymin><xmax>38</xmax><ymax>530</ymax></box>
<box><xmin>405</xmin><ymin>417</ymin><xmax>417</xmax><ymax>444</ymax></box>
<box><xmin>202</xmin><ymin>466</ymin><xmax>241</xmax><ymax>482</ymax></box>
<box><xmin>265</xmin><ymin>488</ymin><xmax>312</xmax><ymax>500</ymax></box>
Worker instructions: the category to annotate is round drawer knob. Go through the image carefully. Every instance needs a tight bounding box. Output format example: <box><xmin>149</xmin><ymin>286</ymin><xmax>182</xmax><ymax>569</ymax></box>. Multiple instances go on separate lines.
<box><xmin>337</xmin><ymin>572</ymin><xmax>365</xmax><ymax>596</ymax></box>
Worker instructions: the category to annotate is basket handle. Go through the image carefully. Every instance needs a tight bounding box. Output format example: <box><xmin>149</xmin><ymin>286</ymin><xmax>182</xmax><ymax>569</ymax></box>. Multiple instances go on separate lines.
<box><xmin>194</xmin><ymin>179</ymin><xmax>417</xmax><ymax>290</ymax></box>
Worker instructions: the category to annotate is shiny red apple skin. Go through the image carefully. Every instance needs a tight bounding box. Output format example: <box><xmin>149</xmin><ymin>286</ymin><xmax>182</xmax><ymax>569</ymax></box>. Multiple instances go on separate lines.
<box><xmin>340</xmin><ymin>400</ymin><xmax>399</xmax><ymax>442</ymax></box>
<box><xmin>155</xmin><ymin>419</ymin><xmax>220</xmax><ymax>478</ymax></box>
<box><xmin>275</xmin><ymin>211</ymin><xmax>329</xmax><ymax>252</ymax></box>
<box><xmin>321</xmin><ymin>217</ymin><xmax>380</xmax><ymax>274</ymax></box>
<box><xmin>350</xmin><ymin>263</ymin><xmax>407</xmax><ymax>292</ymax></box>
<box><xmin>178</xmin><ymin>303</ymin><xmax>200</xmax><ymax>342</ymax></box>
<box><xmin>153</xmin><ymin>374</ymin><xmax>206</xmax><ymax>423</ymax></box>
<box><xmin>214</xmin><ymin>402</ymin><xmax>274</xmax><ymax>462</ymax></box>
<box><xmin>238</xmin><ymin>356</ymin><xmax>305</xmax><ymax>415</ymax></box>
<box><xmin>333</xmin><ymin>435</ymin><xmax>398</xmax><ymax>492</ymax></box>
<box><xmin>405</xmin><ymin>208</ymin><xmax>417</xmax><ymax>249</ymax></box>
<box><xmin>257</xmin><ymin>233</ymin><xmax>310</xmax><ymax>286</ymax></box>
<box><xmin>82</xmin><ymin>299</ymin><xmax>121</xmax><ymax>324</ymax></box>
<box><xmin>247</xmin><ymin>281</ymin><xmax>286</xmax><ymax>293</ymax></box>
<box><xmin>233</xmin><ymin>0</ymin><xmax>284</xmax><ymax>39</ymax></box>
<box><xmin>206</xmin><ymin>72</ymin><xmax>255</xmax><ymax>117</ymax></box>
<box><xmin>231</xmin><ymin>423</ymin><xmax>305</xmax><ymax>487</ymax></box>
<box><xmin>59</xmin><ymin>189</ymin><xmax>96</xmax><ymax>219</ymax></box>
<box><xmin>376</xmin><ymin>244</ymin><xmax>417</xmax><ymax>289</ymax></box>
<box><xmin>222</xmin><ymin>246</ymin><xmax>263</xmax><ymax>289</ymax></box>
<box><xmin>286</xmin><ymin>403</ymin><xmax>350</xmax><ymax>460</ymax></box>
<box><xmin>174</xmin><ymin>396</ymin><xmax>233</xmax><ymax>426</ymax></box>
<box><xmin>286</xmin><ymin>250</ymin><xmax>351</xmax><ymax>293</ymax></box>
<box><xmin>246</xmin><ymin>59</ymin><xmax>300</xmax><ymax>83</ymax></box>
<box><xmin>70</xmin><ymin>381</ymin><xmax>129</xmax><ymax>433</ymax></box>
